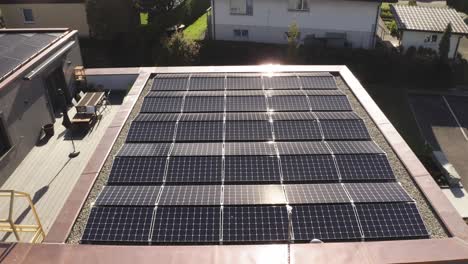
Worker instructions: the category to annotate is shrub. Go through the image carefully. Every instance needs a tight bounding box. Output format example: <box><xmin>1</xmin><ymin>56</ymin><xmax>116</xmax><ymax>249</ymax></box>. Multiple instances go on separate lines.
<box><xmin>389</xmin><ymin>20</ymin><xmax>398</xmax><ymax>37</ymax></box>
<box><xmin>286</xmin><ymin>22</ymin><xmax>300</xmax><ymax>63</ymax></box>
<box><xmin>157</xmin><ymin>31</ymin><xmax>200</xmax><ymax>65</ymax></box>
<box><xmin>439</xmin><ymin>23</ymin><xmax>452</xmax><ymax>61</ymax></box>
<box><xmin>408</xmin><ymin>0</ymin><xmax>417</xmax><ymax>6</ymax></box>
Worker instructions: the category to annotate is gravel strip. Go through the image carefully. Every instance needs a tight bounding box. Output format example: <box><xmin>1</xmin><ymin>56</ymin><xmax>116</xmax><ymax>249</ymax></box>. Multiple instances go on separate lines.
<box><xmin>67</xmin><ymin>78</ymin><xmax>154</xmax><ymax>244</ymax></box>
<box><xmin>336</xmin><ymin>76</ymin><xmax>447</xmax><ymax>238</ymax></box>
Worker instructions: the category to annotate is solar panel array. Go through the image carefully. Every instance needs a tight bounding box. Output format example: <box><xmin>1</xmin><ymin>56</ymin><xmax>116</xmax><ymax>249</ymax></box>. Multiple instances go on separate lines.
<box><xmin>82</xmin><ymin>72</ymin><xmax>429</xmax><ymax>245</ymax></box>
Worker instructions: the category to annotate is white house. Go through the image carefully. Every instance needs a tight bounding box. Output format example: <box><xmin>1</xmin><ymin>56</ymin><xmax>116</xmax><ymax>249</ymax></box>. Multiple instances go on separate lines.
<box><xmin>210</xmin><ymin>0</ymin><xmax>396</xmax><ymax>49</ymax></box>
<box><xmin>391</xmin><ymin>5</ymin><xmax>468</xmax><ymax>59</ymax></box>
<box><xmin>0</xmin><ymin>0</ymin><xmax>89</xmax><ymax>37</ymax></box>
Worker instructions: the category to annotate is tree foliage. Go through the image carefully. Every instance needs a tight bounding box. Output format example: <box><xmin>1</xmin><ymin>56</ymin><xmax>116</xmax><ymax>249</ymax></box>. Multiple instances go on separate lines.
<box><xmin>439</xmin><ymin>23</ymin><xmax>452</xmax><ymax>61</ymax></box>
<box><xmin>408</xmin><ymin>0</ymin><xmax>417</xmax><ymax>6</ymax></box>
<box><xmin>447</xmin><ymin>0</ymin><xmax>468</xmax><ymax>14</ymax></box>
<box><xmin>287</xmin><ymin>22</ymin><xmax>300</xmax><ymax>63</ymax></box>
<box><xmin>157</xmin><ymin>31</ymin><xmax>200</xmax><ymax>65</ymax></box>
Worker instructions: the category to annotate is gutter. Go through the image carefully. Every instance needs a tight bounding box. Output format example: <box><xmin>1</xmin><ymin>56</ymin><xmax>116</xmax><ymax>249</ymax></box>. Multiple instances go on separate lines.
<box><xmin>211</xmin><ymin>0</ymin><xmax>216</xmax><ymax>40</ymax></box>
<box><xmin>372</xmin><ymin>3</ymin><xmax>381</xmax><ymax>48</ymax></box>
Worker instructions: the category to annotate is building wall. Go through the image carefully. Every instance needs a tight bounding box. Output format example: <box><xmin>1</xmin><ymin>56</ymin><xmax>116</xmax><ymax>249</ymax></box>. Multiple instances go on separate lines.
<box><xmin>214</xmin><ymin>0</ymin><xmax>380</xmax><ymax>48</ymax></box>
<box><xmin>401</xmin><ymin>31</ymin><xmax>462</xmax><ymax>59</ymax></box>
<box><xmin>0</xmin><ymin>3</ymin><xmax>89</xmax><ymax>37</ymax></box>
<box><xmin>0</xmin><ymin>33</ymin><xmax>82</xmax><ymax>185</ymax></box>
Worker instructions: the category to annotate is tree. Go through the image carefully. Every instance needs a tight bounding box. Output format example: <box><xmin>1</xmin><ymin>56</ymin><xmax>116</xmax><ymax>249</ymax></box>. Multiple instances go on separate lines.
<box><xmin>408</xmin><ymin>0</ymin><xmax>417</xmax><ymax>6</ymax></box>
<box><xmin>286</xmin><ymin>22</ymin><xmax>300</xmax><ymax>63</ymax></box>
<box><xmin>439</xmin><ymin>23</ymin><xmax>452</xmax><ymax>61</ymax></box>
<box><xmin>157</xmin><ymin>31</ymin><xmax>200</xmax><ymax>65</ymax></box>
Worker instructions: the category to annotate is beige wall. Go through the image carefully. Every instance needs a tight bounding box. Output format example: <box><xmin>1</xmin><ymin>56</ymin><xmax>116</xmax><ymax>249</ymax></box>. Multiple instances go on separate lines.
<box><xmin>0</xmin><ymin>3</ymin><xmax>89</xmax><ymax>36</ymax></box>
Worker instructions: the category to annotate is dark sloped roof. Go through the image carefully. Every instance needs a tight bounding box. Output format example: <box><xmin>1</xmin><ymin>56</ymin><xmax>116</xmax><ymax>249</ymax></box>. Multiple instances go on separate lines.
<box><xmin>0</xmin><ymin>32</ymin><xmax>62</xmax><ymax>81</ymax></box>
<box><xmin>391</xmin><ymin>5</ymin><xmax>468</xmax><ymax>34</ymax></box>
<box><xmin>1</xmin><ymin>0</ymin><xmax>83</xmax><ymax>3</ymax></box>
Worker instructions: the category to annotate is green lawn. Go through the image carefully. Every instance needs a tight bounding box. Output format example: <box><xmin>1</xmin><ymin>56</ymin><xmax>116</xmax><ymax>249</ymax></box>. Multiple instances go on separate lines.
<box><xmin>184</xmin><ymin>12</ymin><xmax>208</xmax><ymax>41</ymax></box>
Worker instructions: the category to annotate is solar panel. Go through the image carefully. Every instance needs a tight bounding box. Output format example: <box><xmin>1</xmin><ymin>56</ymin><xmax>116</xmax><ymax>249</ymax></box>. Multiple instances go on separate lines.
<box><xmin>223</xmin><ymin>206</ymin><xmax>289</xmax><ymax>242</ymax></box>
<box><xmin>141</xmin><ymin>97</ymin><xmax>183</xmax><ymax>113</ymax></box>
<box><xmin>225</xmin><ymin>112</ymin><xmax>269</xmax><ymax>121</ymax></box>
<box><xmin>273</xmin><ymin>120</ymin><xmax>322</xmax><ymax>140</ymax></box>
<box><xmin>281</xmin><ymin>155</ymin><xmax>339</xmax><ymax>182</ymax></box>
<box><xmin>263</xmin><ymin>76</ymin><xmax>300</xmax><ymax>89</ymax></box>
<box><xmin>284</xmin><ymin>184</ymin><xmax>349</xmax><ymax>204</ymax></box>
<box><xmin>146</xmin><ymin>91</ymin><xmax>188</xmax><ymax>97</ymax></box>
<box><xmin>95</xmin><ymin>186</ymin><xmax>161</xmax><ymax>206</ymax></box>
<box><xmin>158</xmin><ymin>185</ymin><xmax>221</xmax><ymax>205</ymax></box>
<box><xmin>224</xmin><ymin>156</ymin><xmax>281</xmax><ymax>183</ymax></box>
<box><xmin>268</xmin><ymin>96</ymin><xmax>310</xmax><ymax>111</ymax></box>
<box><xmin>271</xmin><ymin>112</ymin><xmax>316</xmax><ymax>121</ymax></box>
<box><xmin>107</xmin><ymin>157</ymin><xmax>166</xmax><ymax>184</ymax></box>
<box><xmin>345</xmin><ymin>183</ymin><xmax>412</xmax><ymax>203</ymax></box>
<box><xmin>135</xmin><ymin>113</ymin><xmax>180</xmax><ymax>122</ymax></box>
<box><xmin>308</xmin><ymin>96</ymin><xmax>352</xmax><ymax>111</ymax></box>
<box><xmin>118</xmin><ymin>143</ymin><xmax>171</xmax><ymax>157</ymax></box>
<box><xmin>314</xmin><ymin>112</ymin><xmax>360</xmax><ymax>120</ymax></box>
<box><xmin>223</xmin><ymin>185</ymin><xmax>286</xmax><ymax>205</ymax></box>
<box><xmin>176</xmin><ymin>121</ymin><xmax>223</xmax><ymax>142</ymax></box>
<box><xmin>126</xmin><ymin>122</ymin><xmax>175</xmax><ymax>142</ymax></box>
<box><xmin>179</xmin><ymin>113</ymin><xmax>224</xmax><ymax>122</ymax></box>
<box><xmin>152</xmin><ymin>206</ymin><xmax>221</xmax><ymax>243</ymax></box>
<box><xmin>226</xmin><ymin>76</ymin><xmax>262</xmax><ymax>90</ymax></box>
<box><xmin>356</xmin><ymin>203</ymin><xmax>429</xmax><ymax>240</ymax></box>
<box><xmin>320</xmin><ymin>120</ymin><xmax>370</xmax><ymax>140</ymax></box>
<box><xmin>166</xmin><ymin>156</ymin><xmax>222</xmax><ymax>183</ymax></box>
<box><xmin>172</xmin><ymin>143</ymin><xmax>223</xmax><ymax>156</ymax></box>
<box><xmin>226</xmin><ymin>96</ymin><xmax>267</xmax><ymax>112</ymax></box>
<box><xmin>152</xmin><ymin>78</ymin><xmax>188</xmax><ymax>91</ymax></box>
<box><xmin>327</xmin><ymin>141</ymin><xmax>384</xmax><ymax>154</ymax></box>
<box><xmin>300</xmin><ymin>76</ymin><xmax>337</xmax><ymax>89</ymax></box>
<box><xmin>226</xmin><ymin>90</ymin><xmax>265</xmax><ymax>96</ymax></box>
<box><xmin>189</xmin><ymin>77</ymin><xmax>225</xmax><ymax>90</ymax></box>
<box><xmin>225</xmin><ymin>121</ymin><xmax>273</xmax><ymax>141</ymax></box>
<box><xmin>291</xmin><ymin>204</ymin><xmax>361</xmax><ymax>241</ymax></box>
<box><xmin>276</xmin><ymin>142</ymin><xmax>330</xmax><ymax>155</ymax></box>
<box><xmin>335</xmin><ymin>154</ymin><xmax>395</xmax><ymax>181</ymax></box>
<box><xmin>265</xmin><ymin>90</ymin><xmax>305</xmax><ymax>96</ymax></box>
<box><xmin>183</xmin><ymin>97</ymin><xmax>224</xmax><ymax>112</ymax></box>
<box><xmin>224</xmin><ymin>142</ymin><xmax>276</xmax><ymax>156</ymax></box>
<box><xmin>82</xmin><ymin>207</ymin><xmax>153</xmax><ymax>244</ymax></box>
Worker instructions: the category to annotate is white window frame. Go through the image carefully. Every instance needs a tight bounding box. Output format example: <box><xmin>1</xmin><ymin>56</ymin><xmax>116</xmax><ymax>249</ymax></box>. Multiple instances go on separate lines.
<box><xmin>233</xmin><ymin>29</ymin><xmax>249</xmax><ymax>39</ymax></box>
<box><xmin>230</xmin><ymin>0</ymin><xmax>253</xmax><ymax>15</ymax></box>
<box><xmin>22</xmin><ymin>8</ymin><xmax>35</xmax><ymax>24</ymax></box>
<box><xmin>288</xmin><ymin>0</ymin><xmax>309</xmax><ymax>11</ymax></box>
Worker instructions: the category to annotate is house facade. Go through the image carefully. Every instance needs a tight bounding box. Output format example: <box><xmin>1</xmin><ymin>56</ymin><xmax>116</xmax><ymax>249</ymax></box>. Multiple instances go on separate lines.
<box><xmin>0</xmin><ymin>0</ymin><xmax>89</xmax><ymax>37</ymax></box>
<box><xmin>0</xmin><ymin>29</ymin><xmax>82</xmax><ymax>184</ymax></box>
<box><xmin>210</xmin><ymin>0</ymin><xmax>395</xmax><ymax>49</ymax></box>
<box><xmin>391</xmin><ymin>5</ymin><xmax>468</xmax><ymax>59</ymax></box>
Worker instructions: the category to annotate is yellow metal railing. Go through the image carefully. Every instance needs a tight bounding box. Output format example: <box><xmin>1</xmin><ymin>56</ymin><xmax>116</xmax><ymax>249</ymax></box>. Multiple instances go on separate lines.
<box><xmin>0</xmin><ymin>190</ymin><xmax>45</xmax><ymax>243</ymax></box>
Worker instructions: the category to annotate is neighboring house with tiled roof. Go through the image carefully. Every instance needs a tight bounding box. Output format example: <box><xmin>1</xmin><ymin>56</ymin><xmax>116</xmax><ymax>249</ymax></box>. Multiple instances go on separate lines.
<box><xmin>0</xmin><ymin>0</ymin><xmax>89</xmax><ymax>37</ymax></box>
<box><xmin>210</xmin><ymin>0</ymin><xmax>397</xmax><ymax>49</ymax></box>
<box><xmin>391</xmin><ymin>5</ymin><xmax>468</xmax><ymax>58</ymax></box>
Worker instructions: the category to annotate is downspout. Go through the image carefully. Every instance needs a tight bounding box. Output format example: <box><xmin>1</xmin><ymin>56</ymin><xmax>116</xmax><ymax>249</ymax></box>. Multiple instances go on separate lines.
<box><xmin>454</xmin><ymin>35</ymin><xmax>462</xmax><ymax>59</ymax></box>
<box><xmin>211</xmin><ymin>0</ymin><xmax>216</xmax><ymax>40</ymax></box>
<box><xmin>371</xmin><ymin>3</ymin><xmax>381</xmax><ymax>48</ymax></box>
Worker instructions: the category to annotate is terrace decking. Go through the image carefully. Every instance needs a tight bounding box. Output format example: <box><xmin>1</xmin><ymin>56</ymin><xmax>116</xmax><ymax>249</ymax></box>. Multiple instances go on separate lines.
<box><xmin>0</xmin><ymin>97</ymin><xmax>122</xmax><ymax>243</ymax></box>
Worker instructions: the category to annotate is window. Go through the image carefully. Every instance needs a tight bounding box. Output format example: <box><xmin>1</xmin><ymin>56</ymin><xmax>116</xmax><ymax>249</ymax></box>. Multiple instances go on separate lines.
<box><xmin>233</xmin><ymin>29</ymin><xmax>249</xmax><ymax>39</ymax></box>
<box><xmin>230</xmin><ymin>0</ymin><xmax>253</xmax><ymax>15</ymax></box>
<box><xmin>424</xmin><ymin>34</ymin><xmax>438</xmax><ymax>43</ymax></box>
<box><xmin>0</xmin><ymin>118</ymin><xmax>10</xmax><ymax>158</ymax></box>
<box><xmin>288</xmin><ymin>0</ymin><xmax>308</xmax><ymax>11</ymax></box>
<box><xmin>22</xmin><ymin>8</ymin><xmax>34</xmax><ymax>23</ymax></box>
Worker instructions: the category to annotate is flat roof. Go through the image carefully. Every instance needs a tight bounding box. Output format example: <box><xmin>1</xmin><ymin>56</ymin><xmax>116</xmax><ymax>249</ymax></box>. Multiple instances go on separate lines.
<box><xmin>0</xmin><ymin>28</ymin><xmax>70</xmax><ymax>84</ymax></box>
<box><xmin>391</xmin><ymin>5</ymin><xmax>468</xmax><ymax>34</ymax></box>
<box><xmin>2</xmin><ymin>66</ymin><xmax>468</xmax><ymax>263</ymax></box>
